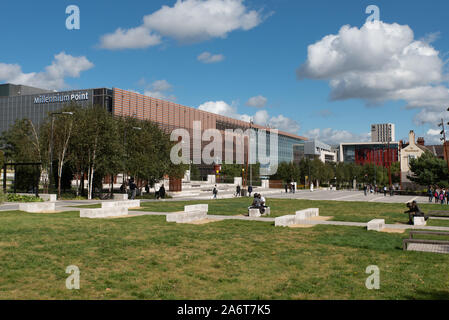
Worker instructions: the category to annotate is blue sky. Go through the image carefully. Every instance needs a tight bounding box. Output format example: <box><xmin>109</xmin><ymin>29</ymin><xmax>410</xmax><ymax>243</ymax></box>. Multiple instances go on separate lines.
<box><xmin>1</xmin><ymin>0</ymin><xmax>449</xmax><ymax>145</ymax></box>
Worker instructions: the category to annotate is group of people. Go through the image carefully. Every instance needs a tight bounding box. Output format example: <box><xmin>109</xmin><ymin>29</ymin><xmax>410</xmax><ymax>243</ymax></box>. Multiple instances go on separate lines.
<box><xmin>120</xmin><ymin>178</ymin><xmax>166</xmax><ymax>200</ymax></box>
<box><xmin>284</xmin><ymin>183</ymin><xmax>296</xmax><ymax>194</ymax></box>
<box><xmin>234</xmin><ymin>185</ymin><xmax>254</xmax><ymax>197</ymax></box>
<box><xmin>427</xmin><ymin>186</ymin><xmax>449</xmax><ymax>205</ymax></box>
<box><xmin>249</xmin><ymin>193</ymin><xmax>267</xmax><ymax>214</ymax></box>
<box><xmin>364</xmin><ymin>184</ymin><xmax>394</xmax><ymax>197</ymax></box>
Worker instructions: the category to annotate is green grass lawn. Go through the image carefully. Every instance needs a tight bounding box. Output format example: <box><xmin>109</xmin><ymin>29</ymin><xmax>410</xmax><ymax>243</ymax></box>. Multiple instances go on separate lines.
<box><xmin>2</xmin><ymin>198</ymin><xmax>449</xmax><ymax>299</ymax></box>
<box><xmin>130</xmin><ymin>198</ymin><xmax>449</xmax><ymax>227</ymax></box>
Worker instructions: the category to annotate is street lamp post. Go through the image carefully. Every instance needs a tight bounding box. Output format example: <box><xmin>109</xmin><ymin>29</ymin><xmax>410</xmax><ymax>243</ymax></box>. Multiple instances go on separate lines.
<box><xmin>49</xmin><ymin>112</ymin><xmax>73</xmax><ymax>192</ymax></box>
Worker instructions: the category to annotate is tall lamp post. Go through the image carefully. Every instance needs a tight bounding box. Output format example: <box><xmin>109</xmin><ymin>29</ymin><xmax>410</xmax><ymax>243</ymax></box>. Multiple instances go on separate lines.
<box><xmin>439</xmin><ymin>117</ymin><xmax>449</xmax><ymax>173</ymax></box>
<box><xmin>50</xmin><ymin>112</ymin><xmax>73</xmax><ymax>192</ymax></box>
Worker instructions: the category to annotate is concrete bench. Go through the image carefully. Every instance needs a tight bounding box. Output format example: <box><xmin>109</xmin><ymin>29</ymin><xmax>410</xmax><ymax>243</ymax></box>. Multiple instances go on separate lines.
<box><xmin>414</xmin><ymin>217</ymin><xmax>427</xmax><ymax>226</ymax></box>
<box><xmin>275</xmin><ymin>215</ymin><xmax>297</xmax><ymax>227</ymax></box>
<box><xmin>101</xmin><ymin>200</ymin><xmax>140</xmax><ymax>209</ymax></box>
<box><xmin>39</xmin><ymin>194</ymin><xmax>57</xmax><ymax>202</ymax></box>
<box><xmin>166</xmin><ymin>211</ymin><xmax>207</xmax><ymax>223</ymax></box>
<box><xmin>248</xmin><ymin>207</ymin><xmax>270</xmax><ymax>217</ymax></box>
<box><xmin>367</xmin><ymin>219</ymin><xmax>385</xmax><ymax>231</ymax></box>
<box><xmin>19</xmin><ymin>202</ymin><xmax>56</xmax><ymax>213</ymax></box>
<box><xmin>184</xmin><ymin>204</ymin><xmax>208</xmax><ymax>213</ymax></box>
<box><xmin>80</xmin><ymin>207</ymin><xmax>128</xmax><ymax>219</ymax></box>
<box><xmin>249</xmin><ymin>208</ymin><xmax>262</xmax><ymax>218</ymax></box>
<box><xmin>113</xmin><ymin>194</ymin><xmax>128</xmax><ymax>201</ymax></box>
<box><xmin>296</xmin><ymin>208</ymin><xmax>319</xmax><ymax>220</ymax></box>
<box><xmin>166</xmin><ymin>204</ymin><xmax>208</xmax><ymax>223</ymax></box>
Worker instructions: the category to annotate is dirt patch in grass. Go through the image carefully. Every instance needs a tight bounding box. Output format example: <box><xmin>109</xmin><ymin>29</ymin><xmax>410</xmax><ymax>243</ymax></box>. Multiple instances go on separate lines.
<box><xmin>381</xmin><ymin>228</ymin><xmax>406</xmax><ymax>234</ymax></box>
<box><xmin>309</xmin><ymin>216</ymin><xmax>333</xmax><ymax>221</ymax></box>
<box><xmin>184</xmin><ymin>219</ymin><xmax>222</xmax><ymax>225</ymax></box>
<box><xmin>289</xmin><ymin>224</ymin><xmax>315</xmax><ymax>228</ymax></box>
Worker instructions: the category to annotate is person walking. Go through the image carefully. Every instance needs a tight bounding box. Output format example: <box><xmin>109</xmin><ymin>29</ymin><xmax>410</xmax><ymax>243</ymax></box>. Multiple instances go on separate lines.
<box><xmin>435</xmin><ymin>189</ymin><xmax>439</xmax><ymax>204</ymax></box>
<box><xmin>291</xmin><ymin>183</ymin><xmax>295</xmax><ymax>194</ymax></box>
<box><xmin>364</xmin><ymin>185</ymin><xmax>367</xmax><ymax>196</ymax></box>
<box><xmin>310</xmin><ymin>182</ymin><xmax>314</xmax><ymax>192</ymax></box>
<box><xmin>236</xmin><ymin>185</ymin><xmax>241</xmax><ymax>197</ymax></box>
<box><xmin>383</xmin><ymin>186</ymin><xmax>387</xmax><ymax>197</ymax></box>
<box><xmin>213</xmin><ymin>185</ymin><xmax>218</xmax><ymax>199</ymax></box>
<box><xmin>428</xmin><ymin>186</ymin><xmax>433</xmax><ymax>203</ymax></box>
<box><xmin>284</xmin><ymin>183</ymin><xmax>288</xmax><ymax>194</ymax></box>
<box><xmin>441</xmin><ymin>190</ymin><xmax>445</xmax><ymax>205</ymax></box>
<box><xmin>248</xmin><ymin>185</ymin><xmax>253</xmax><ymax>197</ymax></box>
<box><xmin>159</xmin><ymin>184</ymin><xmax>166</xmax><ymax>199</ymax></box>
<box><xmin>129</xmin><ymin>178</ymin><xmax>137</xmax><ymax>200</ymax></box>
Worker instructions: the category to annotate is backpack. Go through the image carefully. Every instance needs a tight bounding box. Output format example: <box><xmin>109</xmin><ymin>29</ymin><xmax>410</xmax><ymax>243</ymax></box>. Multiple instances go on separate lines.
<box><xmin>440</xmin><ymin>193</ymin><xmax>444</xmax><ymax>200</ymax></box>
<box><xmin>435</xmin><ymin>192</ymin><xmax>439</xmax><ymax>198</ymax></box>
<box><xmin>213</xmin><ymin>188</ymin><xmax>217</xmax><ymax>195</ymax></box>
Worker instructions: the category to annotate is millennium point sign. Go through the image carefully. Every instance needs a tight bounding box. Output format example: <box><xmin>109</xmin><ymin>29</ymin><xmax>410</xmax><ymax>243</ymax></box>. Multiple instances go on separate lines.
<box><xmin>34</xmin><ymin>92</ymin><xmax>89</xmax><ymax>104</ymax></box>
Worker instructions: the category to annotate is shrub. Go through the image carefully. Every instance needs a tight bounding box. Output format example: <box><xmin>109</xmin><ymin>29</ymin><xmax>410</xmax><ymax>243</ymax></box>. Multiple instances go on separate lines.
<box><xmin>6</xmin><ymin>194</ymin><xmax>43</xmax><ymax>203</ymax></box>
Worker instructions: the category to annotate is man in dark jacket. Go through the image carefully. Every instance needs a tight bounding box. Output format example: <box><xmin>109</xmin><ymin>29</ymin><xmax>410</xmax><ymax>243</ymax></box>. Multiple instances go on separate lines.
<box><xmin>405</xmin><ymin>201</ymin><xmax>428</xmax><ymax>225</ymax></box>
<box><xmin>159</xmin><ymin>185</ymin><xmax>166</xmax><ymax>199</ymax></box>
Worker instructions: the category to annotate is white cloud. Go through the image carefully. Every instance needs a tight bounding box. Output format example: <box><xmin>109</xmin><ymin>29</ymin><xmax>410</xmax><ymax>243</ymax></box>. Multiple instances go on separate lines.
<box><xmin>424</xmin><ymin>129</ymin><xmax>443</xmax><ymax>145</ymax></box>
<box><xmin>305</xmin><ymin>128</ymin><xmax>371</xmax><ymax>145</ymax></box>
<box><xmin>198</xmin><ymin>101</ymin><xmax>250</xmax><ymax>121</ymax></box>
<box><xmin>143</xmin><ymin>0</ymin><xmax>263</xmax><ymax>43</ymax></box>
<box><xmin>246</xmin><ymin>95</ymin><xmax>267</xmax><ymax>108</ymax></box>
<box><xmin>197</xmin><ymin>52</ymin><xmax>225</xmax><ymax>63</ymax></box>
<box><xmin>143</xmin><ymin>79</ymin><xmax>176</xmax><ymax>101</ymax></box>
<box><xmin>297</xmin><ymin>21</ymin><xmax>449</xmax><ymax>125</ymax></box>
<box><xmin>99</xmin><ymin>26</ymin><xmax>161</xmax><ymax>50</ymax></box>
<box><xmin>0</xmin><ymin>52</ymin><xmax>93</xmax><ymax>90</ymax></box>
<box><xmin>198</xmin><ymin>102</ymin><xmax>300</xmax><ymax>134</ymax></box>
<box><xmin>99</xmin><ymin>0</ymin><xmax>265</xmax><ymax>49</ymax></box>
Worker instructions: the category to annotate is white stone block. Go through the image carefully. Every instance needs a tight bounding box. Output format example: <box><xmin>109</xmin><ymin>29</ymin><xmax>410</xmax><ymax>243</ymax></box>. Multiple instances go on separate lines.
<box><xmin>166</xmin><ymin>211</ymin><xmax>207</xmax><ymax>223</ymax></box>
<box><xmin>113</xmin><ymin>194</ymin><xmax>128</xmax><ymax>200</ymax></box>
<box><xmin>367</xmin><ymin>219</ymin><xmax>385</xmax><ymax>231</ymax></box>
<box><xmin>184</xmin><ymin>204</ymin><xmax>208</xmax><ymax>213</ymax></box>
<box><xmin>263</xmin><ymin>207</ymin><xmax>271</xmax><ymax>216</ymax></box>
<box><xmin>19</xmin><ymin>202</ymin><xmax>56</xmax><ymax>213</ymax></box>
<box><xmin>39</xmin><ymin>194</ymin><xmax>57</xmax><ymax>202</ymax></box>
<box><xmin>248</xmin><ymin>208</ymin><xmax>261</xmax><ymax>217</ymax></box>
<box><xmin>414</xmin><ymin>217</ymin><xmax>427</xmax><ymax>226</ymax></box>
<box><xmin>296</xmin><ymin>208</ymin><xmax>319</xmax><ymax>220</ymax></box>
<box><xmin>101</xmin><ymin>200</ymin><xmax>140</xmax><ymax>209</ymax></box>
<box><xmin>80</xmin><ymin>207</ymin><xmax>128</xmax><ymax>219</ymax></box>
<box><xmin>275</xmin><ymin>215</ymin><xmax>297</xmax><ymax>227</ymax></box>
<box><xmin>261</xmin><ymin>180</ymin><xmax>269</xmax><ymax>188</ymax></box>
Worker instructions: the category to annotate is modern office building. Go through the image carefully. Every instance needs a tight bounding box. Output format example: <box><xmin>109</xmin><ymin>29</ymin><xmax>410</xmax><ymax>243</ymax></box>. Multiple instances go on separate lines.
<box><xmin>0</xmin><ymin>84</ymin><xmax>307</xmax><ymax>177</ymax></box>
<box><xmin>371</xmin><ymin>123</ymin><xmax>395</xmax><ymax>142</ymax></box>
<box><xmin>302</xmin><ymin>140</ymin><xmax>337</xmax><ymax>163</ymax></box>
<box><xmin>339</xmin><ymin>142</ymin><xmax>399</xmax><ymax>166</ymax></box>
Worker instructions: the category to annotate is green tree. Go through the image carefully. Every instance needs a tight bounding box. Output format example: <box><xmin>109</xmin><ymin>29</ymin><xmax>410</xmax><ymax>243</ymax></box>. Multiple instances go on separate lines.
<box><xmin>1</xmin><ymin>119</ymin><xmax>43</xmax><ymax>192</ymax></box>
<box><xmin>408</xmin><ymin>152</ymin><xmax>449</xmax><ymax>187</ymax></box>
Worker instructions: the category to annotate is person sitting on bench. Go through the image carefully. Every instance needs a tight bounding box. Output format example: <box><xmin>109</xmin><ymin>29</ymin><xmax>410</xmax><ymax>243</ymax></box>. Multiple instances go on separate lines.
<box><xmin>249</xmin><ymin>193</ymin><xmax>265</xmax><ymax>214</ymax></box>
<box><xmin>404</xmin><ymin>201</ymin><xmax>428</xmax><ymax>225</ymax></box>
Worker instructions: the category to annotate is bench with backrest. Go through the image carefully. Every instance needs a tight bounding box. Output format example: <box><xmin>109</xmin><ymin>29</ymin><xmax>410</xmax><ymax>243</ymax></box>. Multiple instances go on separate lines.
<box><xmin>427</xmin><ymin>210</ymin><xmax>449</xmax><ymax>218</ymax></box>
<box><xmin>403</xmin><ymin>231</ymin><xmax>449</xmax><ymax>250</ymax></box>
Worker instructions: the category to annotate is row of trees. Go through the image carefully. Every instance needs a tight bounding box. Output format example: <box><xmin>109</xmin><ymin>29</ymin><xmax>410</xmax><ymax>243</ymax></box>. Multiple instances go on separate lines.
<box><xmin>1</xmin><ymin>104</ymin><xmax>185</xmax><ymax>199</ymax></box>
<box><xmin>271</xmin><ymin>158</ymin><xmax>401</xmax><ymax>188</ymax></box>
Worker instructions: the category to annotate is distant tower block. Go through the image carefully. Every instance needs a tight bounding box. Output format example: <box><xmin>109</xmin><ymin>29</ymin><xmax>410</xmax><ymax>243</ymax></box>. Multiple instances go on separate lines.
<box><xmin>371</xmin><ymin>123</ymin><xmax>395</xmax><ymax>143</ymax></box>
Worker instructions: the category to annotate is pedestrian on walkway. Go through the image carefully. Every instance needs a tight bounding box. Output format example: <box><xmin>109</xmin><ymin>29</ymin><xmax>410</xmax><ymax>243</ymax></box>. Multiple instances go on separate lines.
<box><xmin>383</xmin><ymin>186</ymin><xmax>387</xmax><ymax>197</ymax></box>
<box><xmin>248</xmin><ymin>185</ymin><xmax>253</xmax><ymax>197</ymax></box>
<box><xmin>213</xmin><ymin>185</ymin><xmax>218</xmax><ymax>199</ymax></box>
<box><xmin>428</xmin><ymin>186</ymin><xmax>433</xmax><ymax>203</ymax></box>
<box><xmin>236</xmin><ymin>185</ymin><xmax>241</xmax><ymax>197</ymax></box>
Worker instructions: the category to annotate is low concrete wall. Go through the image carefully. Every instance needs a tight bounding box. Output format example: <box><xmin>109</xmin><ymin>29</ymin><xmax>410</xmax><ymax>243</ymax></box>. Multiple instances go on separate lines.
<box><xmin>296</xmin><ymin>208</ymin><xmax>319</xmax><ymax>220</ymax></box>
<box><xmin>113</xmin><ymin>194</ymin><xmax>128</xmax><ymax>201</ymax></box>
<box><xmin>166</xmin><ymin>211</ymin><xmax>207</xmax><ymax>223</ymax></box>
<box><xmin>275</xmin><ymin>215</ymin><xmax>297</xmax><ymax>227</ymax></box>
<box><xmin>19</xmin><ymin>202</ymin><xmax>56</xmax><ymax>213</ymax></box>
<box><xmin>414</xmin><ymin>217</ymin><xmax>426</xmax><ymax>226</ymax></box>
<box><xmin>101</xmin><ymin>200</ymin><xmax>140</xmax><ymax>209</ymax></box>
<box><xmin>367</xmin><ymin>219</ymin><xmax>385</xmax><ymax>231</ymax></box>
<box><xmin>80</xmin><ymin>207</ymin><xmax>128</xmax><ymax>219</ymax></box>
<box><xmin>185</xmin><ymin>204</ymin><xmax>208</xmax><ymax>213</ymax></box>
<box><xmin>249</xmin><ymin>208</ymin><xmax>261</xmax><ymax>218</ymax></box>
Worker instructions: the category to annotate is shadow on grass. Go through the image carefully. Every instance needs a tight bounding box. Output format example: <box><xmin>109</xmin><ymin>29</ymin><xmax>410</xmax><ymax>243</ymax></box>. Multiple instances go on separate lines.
<box><xmin>404</xmin><ymin>290</ymin><xmax>449</xmax><ymax>300</ymax></box>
